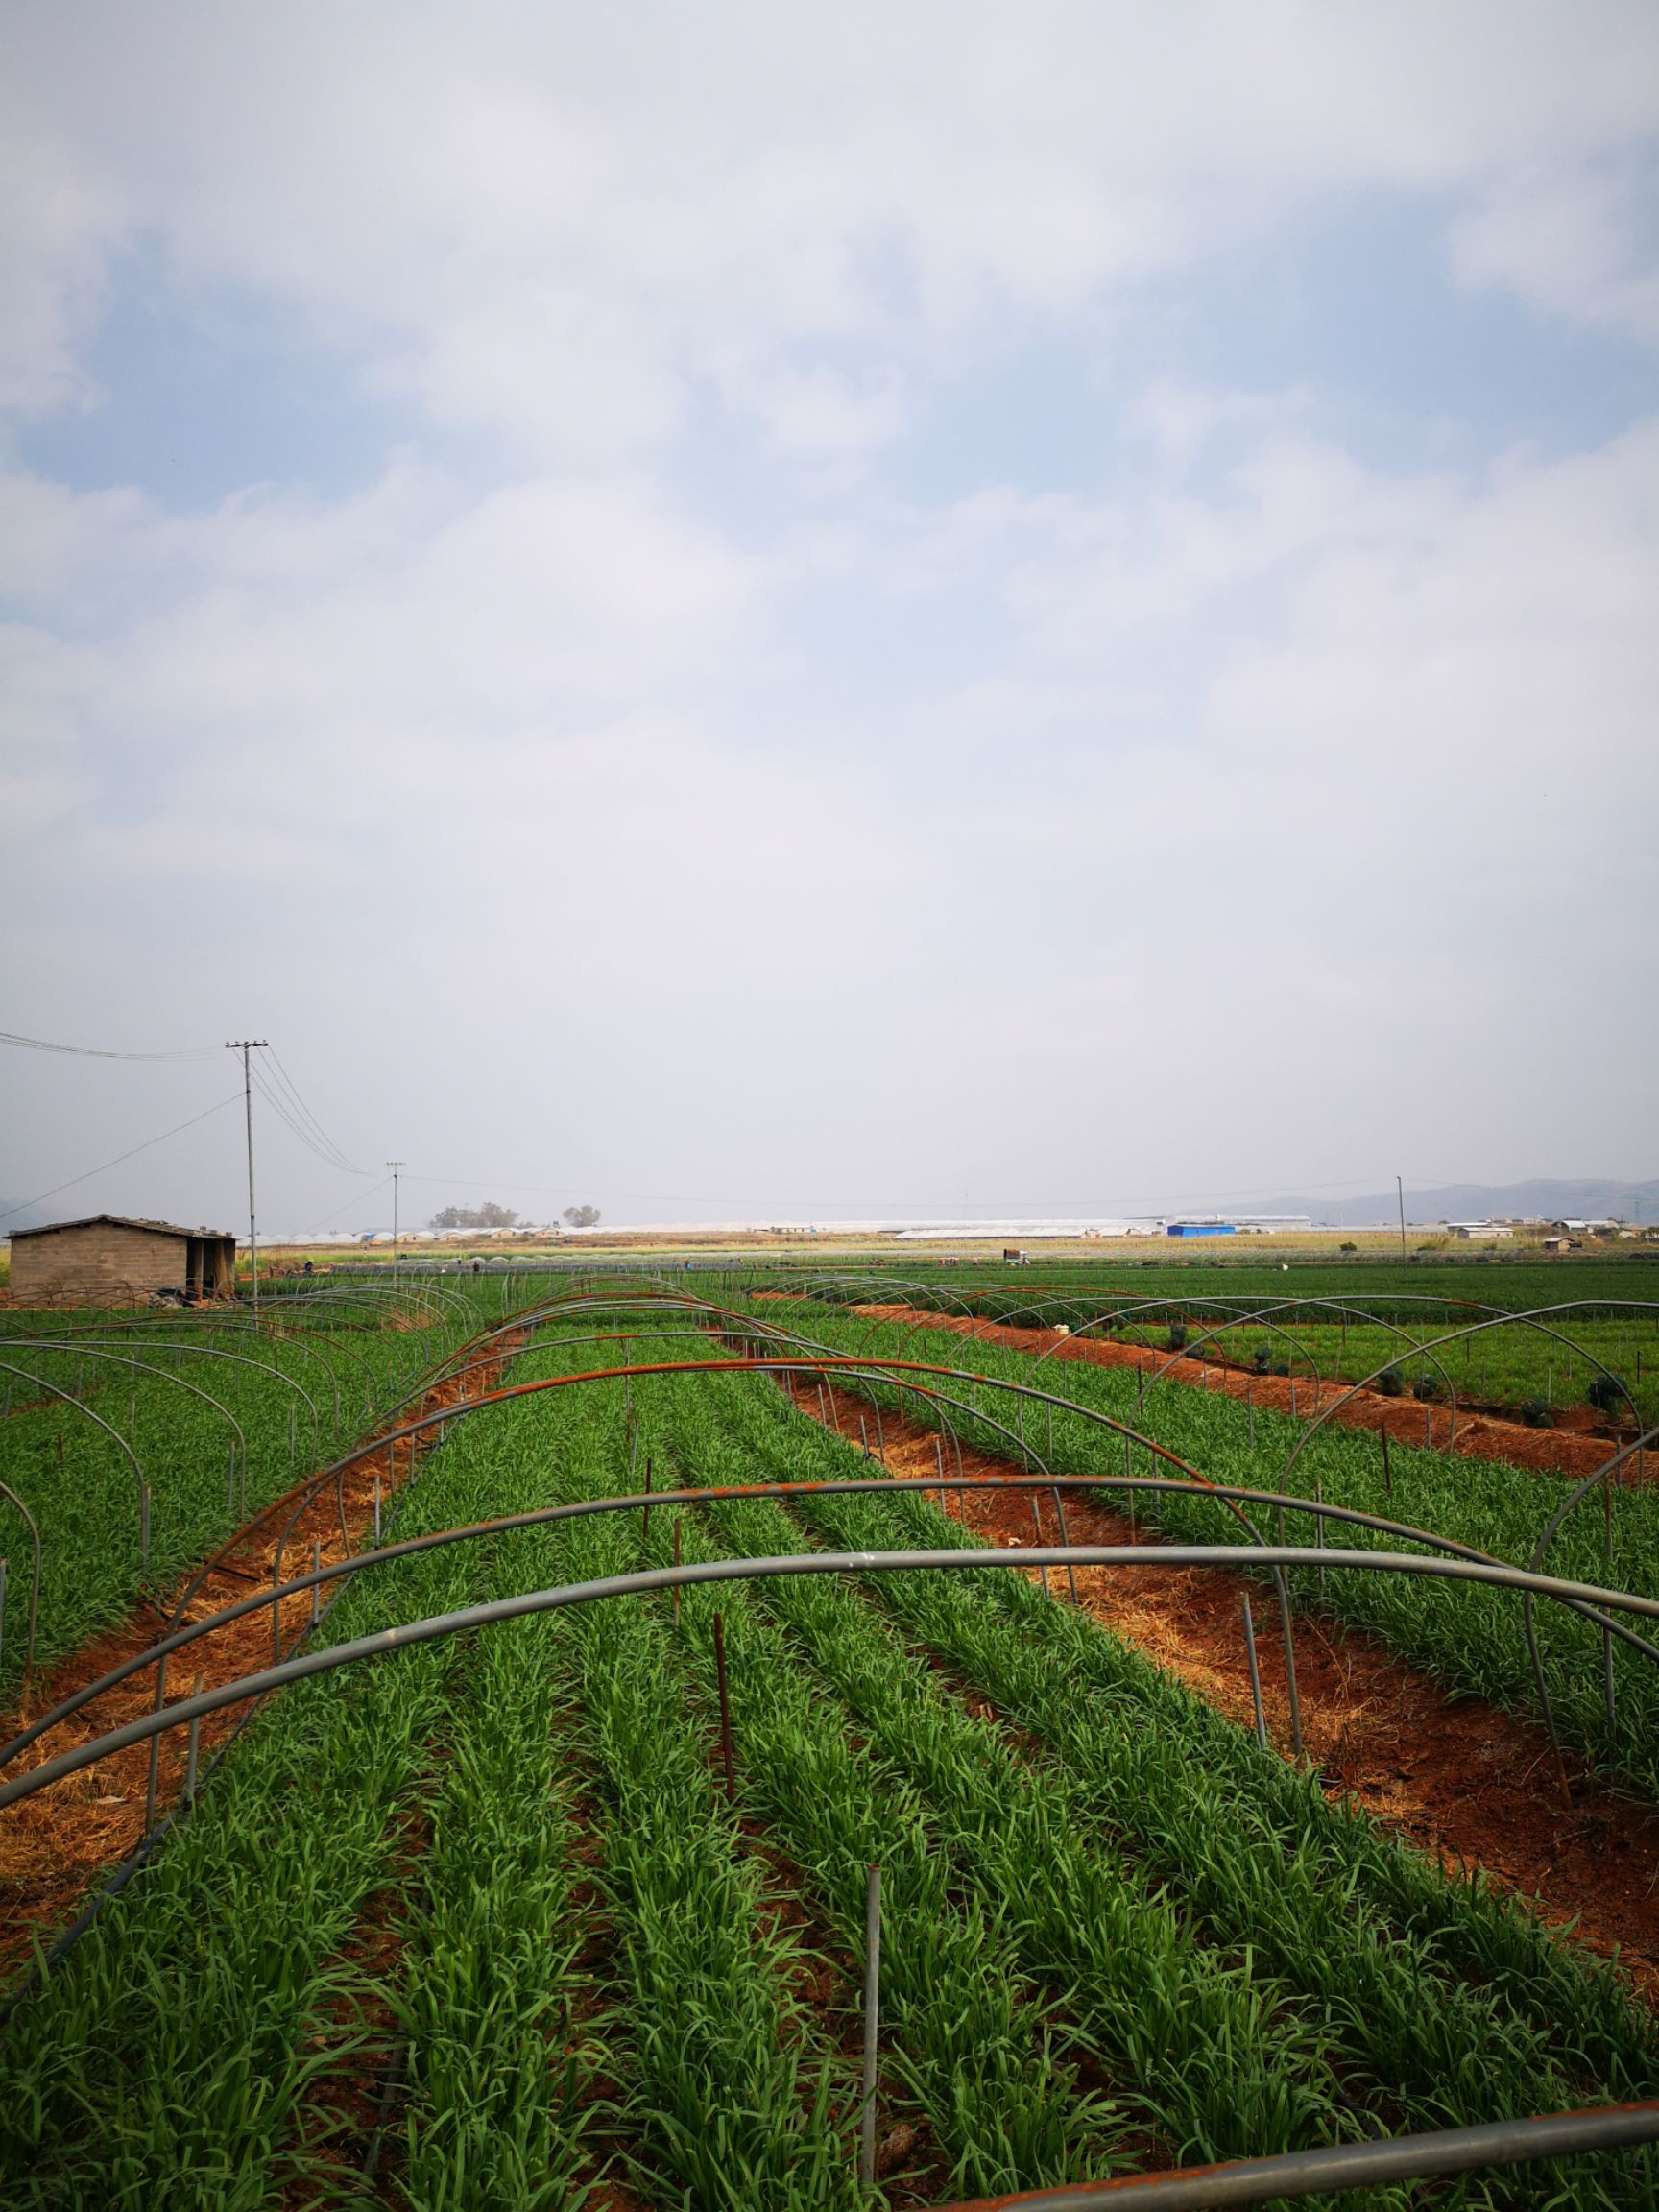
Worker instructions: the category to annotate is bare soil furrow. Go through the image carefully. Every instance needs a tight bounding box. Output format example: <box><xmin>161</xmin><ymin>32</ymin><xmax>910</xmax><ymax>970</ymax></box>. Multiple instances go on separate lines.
<box><xmin>792</xmin><ymin>1378</ymin><xmax>1659</xmax><ymax>2001</ymax></box>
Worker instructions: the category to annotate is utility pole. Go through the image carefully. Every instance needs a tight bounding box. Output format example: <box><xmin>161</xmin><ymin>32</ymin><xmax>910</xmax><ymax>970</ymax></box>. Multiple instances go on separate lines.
<box><xmin>226</xmin><ymin>1041</ymin><xmax>269</xmax><ymax>1316</ymax></box>
<box><xmin>1396</xmin><ymin>1174</ymin><xmax>1407</xmax><ymax>1262</ymax></box>
<box><xmin>388</xmin><ymin>1161</ymin><xmax>405</xmax><ymax>1276</ymax></box>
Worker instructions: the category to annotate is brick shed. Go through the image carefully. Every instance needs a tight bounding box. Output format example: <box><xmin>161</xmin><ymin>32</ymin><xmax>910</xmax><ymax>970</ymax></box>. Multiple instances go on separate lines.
<box><xmin>7</xmin><ymin>1214</ymin><xmax>237</xmax><ymax>1308</ymax></box>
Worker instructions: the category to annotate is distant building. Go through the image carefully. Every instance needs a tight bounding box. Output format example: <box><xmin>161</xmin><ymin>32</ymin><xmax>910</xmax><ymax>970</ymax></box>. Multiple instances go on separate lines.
<box><xmin>1166</xmin><ymin>1221</ymin><xmax>1238</xmax><ymax>1238</ymax></box>
<box><xmin>1449</xmin><ymin>1221</ymin><xmax>1513</xmax><ymax>1239</ymax></box>
<box><xmin>8</xmin><ymin>1214</ymin><xmax>237</xmax><ymax>1307</ymax></box>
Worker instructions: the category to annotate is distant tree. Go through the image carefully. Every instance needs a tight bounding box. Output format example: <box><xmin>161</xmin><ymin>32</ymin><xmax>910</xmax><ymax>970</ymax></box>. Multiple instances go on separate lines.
<box><xmin>563</xmin><ymin>1204</ymin><xmax>602</xmax><ymax>1229</ymax></box>
<box><xmin>430</xmin><ymin>1202</ymin><xmax>519</xmax><ymax>1229</ymax></box>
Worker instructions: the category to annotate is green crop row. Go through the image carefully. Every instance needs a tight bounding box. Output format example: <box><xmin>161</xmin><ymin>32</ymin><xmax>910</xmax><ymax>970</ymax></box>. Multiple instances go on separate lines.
<box><xmin>0</xmin><ymin>1291</ymin><xmax>493</xmax><ymax>1700</ymax></box>
<box><xmin>0</xmin><ymin>1363</ymin><xmax>569</xmax><ymax>2208</ymax></box>
<box><xmin>7</xmin><ymin>1305</ymin><xmax>1656</xmax><ymax>2208</ymax></box>
<box><xmin>792</xmin><ymin>1270</ymin><xmax>1659</xmax><ymax>1428</ymax></box>
<box><xmin>763</xmin><ymin>1298</ymin><xmax>1659</xmax><ymax>1797</ymax></box>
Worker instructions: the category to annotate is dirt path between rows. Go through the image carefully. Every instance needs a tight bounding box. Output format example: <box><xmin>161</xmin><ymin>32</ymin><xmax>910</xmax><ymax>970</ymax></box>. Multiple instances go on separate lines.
<box><xmin>792</xmin><ymin>1378</ymin><xmax>1659</xmax><ymax>2004</ymax></box>
<box><xmin>841</xmin><ymin>1305</ymin><xmax>1642</xmax><ymax>1480</ymax></box>
<box><xmin>0</xmin><ymin>1334</ymin><xmax>524</xmax><ymax>1982</ymax></box>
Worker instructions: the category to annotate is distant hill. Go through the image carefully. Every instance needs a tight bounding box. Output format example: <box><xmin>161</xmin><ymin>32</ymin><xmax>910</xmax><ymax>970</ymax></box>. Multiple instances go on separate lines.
<box><xmin>1267</xmin><ymin>1179</ymin><xmax>1659</xmax><ymax>1227</ymax></box>
<box><xmin>0</xmin><ymin>1200</ymin><xmax>45</xmax><ymax>1235</ymax></box>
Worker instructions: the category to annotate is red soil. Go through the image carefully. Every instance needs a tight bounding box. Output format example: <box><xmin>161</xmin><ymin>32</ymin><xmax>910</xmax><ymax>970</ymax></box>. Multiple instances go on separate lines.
<box><xmin>0</xmin><ymin>1335</ymin><xmax>522</xmax><ymax>1978</ymax></box>
<box><xmin>793</xmin><ymin>1379</ymin><xmax>1659</xmax><ymax>2004</ymax></box>
<box><xmin>846</xmin><ymin>1306</ymin><xmax>1645</xmax><ymax>1481</ymax></box>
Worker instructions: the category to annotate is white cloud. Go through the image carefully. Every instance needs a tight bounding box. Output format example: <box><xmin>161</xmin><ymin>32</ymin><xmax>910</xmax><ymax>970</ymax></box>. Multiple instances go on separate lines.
<box><xmin>1451</xmin><ymin>157</ymin><xmax>1659</xmax><ymax>343</ymax></box>
<box><xmin>2</xmin><ymin>4</ymin><xmax>1656</xmax><ymax>1221</ymax></box>
<box><xmin>4</xmin><ymin>3</ymin><xmax>1657</xmax><ymax>458</ymax></box>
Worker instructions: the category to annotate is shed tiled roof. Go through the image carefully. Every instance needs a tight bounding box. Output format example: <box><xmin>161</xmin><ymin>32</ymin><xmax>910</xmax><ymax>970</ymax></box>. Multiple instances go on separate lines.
<box><xmin>8</xmin><ymin>1214</ymin><xmax>236</xmax><ymax>1242</ymax></box>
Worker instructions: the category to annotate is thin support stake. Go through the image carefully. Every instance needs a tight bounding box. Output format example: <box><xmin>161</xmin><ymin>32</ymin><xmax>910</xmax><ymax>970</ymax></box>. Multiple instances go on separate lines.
<box><xmin>643</xmin><ymin>1455</ymin><xmax>653</xmax><ymax>1547</ymax></box>
<box><xmin>712</xmin><ymin>1609</ymin><xmax>735</xmax><ymax>1799</ymax></box>
<box><xmin>184</xmin><ymin>1673</ymin><xmax>202</xmax><ymax>1805</ymax></box>
<box><xmin>1380</xmin><ymin>1423</ymin><xmax>1392</xmax><ymax>1502</ymax></box>
<box><xmin>373</xmin><ymin>1473</ymin><xmax>382</xmax><ymax>1547</ymax></box>
<box><xmin>144</xmin><ymin>1649</ymin><xmax>169</xmax><ymax>1835</ymax></box>
<box><xmin>1240</xmin><ymin>1594</ymin><xmax>1269</xmax><ymax>1750</ymax></box>
<box><xmin>1605</xmin><ymin>1621</ymin><xmax>1618</xmax><ymax>1739</ymax></box>
<box><xmin>311</xmin><ymin>1539</ymin><xmax>322</xmax><ymax>1627</ymax></box>
<box><xmin>1315</xmin><ymin>1478</ymin><xmax>1326</xmax><ymax>1603</ymax></box>
<box><xmin>1604</xmin><ymin>1472</ymin><xmax>1618</xmax><ymax>1737</ymax></box>
<box><xmin>1028</xmin><ymin>1493</ymin><xmax>1050</xmax><ymax>1596</ymax></box>
<box><xmin>672</xmin><ymin>1520</ymin><xmax>682</xmax><ymax>1627</ymax></box>
<box><xmin>1273</xmin><ymin>1567</ymin><xmax>1304</xmax><ymax>1760</ymax></box>
<box><xmin>1051</xmin><ymin>1483</ymin><xmax>1079</xmax><ymax>1603</ymax></box>
<box><xmin>859</xmin><ymin>1863</ymin><xmax>882</xmax><ymax>2192</ymax></box>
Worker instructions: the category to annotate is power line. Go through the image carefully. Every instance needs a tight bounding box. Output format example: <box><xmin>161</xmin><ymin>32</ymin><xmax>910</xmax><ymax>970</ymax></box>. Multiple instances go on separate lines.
<box><xmin>303</xmin><ymin>1173</ymin><xmax>393</xmax><ymax>1236</ymax></box>
<box><xmin>0</xmin><ymin>1094</ymin><xmax>244</xmax><ymax>1224</ymax></box>
<box><xmin>255</xmin><ymin>1047</ymin><xmax>365</xmax><ymax>1174</ymax></box>
<box><xmin>0</xmin><ymin>1029</ymin><xmax>220</xmax><ymax>1062</ymax></box>
<box><xmin>248</xmin><ymin>1059</ymin><xmax>363</xmax><ymax>1176</ymax></box>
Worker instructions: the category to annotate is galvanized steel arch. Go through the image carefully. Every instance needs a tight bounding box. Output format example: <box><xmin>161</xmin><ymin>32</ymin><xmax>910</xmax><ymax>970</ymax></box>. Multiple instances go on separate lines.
<box><xmin>8</xmin><ymin>1538</ymin><xmax>1659</xmax><ymax>1819</ymax></box>
<box><xmin>23</xmin><ymin>1447</ymin><xmax>1653</xmax><ymax>1784</ymax></box>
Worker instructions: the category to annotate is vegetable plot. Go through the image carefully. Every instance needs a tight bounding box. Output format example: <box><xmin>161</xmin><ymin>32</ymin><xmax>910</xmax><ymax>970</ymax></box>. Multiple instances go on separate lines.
<box><xmin>2</xmin><ymin>1299</ymin><xmax>1657</xmax><ymax>2208</ymax></box>
<box><xmin>762</xmin><ymin>1295</ymin><xmax>1659</xmax><ymax>1796</ymax></box>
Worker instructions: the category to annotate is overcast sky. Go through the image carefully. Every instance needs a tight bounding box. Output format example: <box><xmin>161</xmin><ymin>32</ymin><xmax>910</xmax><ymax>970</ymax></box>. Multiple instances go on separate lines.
<box><xmin>2</xmin><ymin>3</ymin><xmax>1656</xmax><ymax>1235</ymax></box>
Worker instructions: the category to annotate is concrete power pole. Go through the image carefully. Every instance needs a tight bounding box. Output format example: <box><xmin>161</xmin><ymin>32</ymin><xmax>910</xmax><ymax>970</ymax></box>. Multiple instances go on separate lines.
<box><xmin>226</xmin><ymin>1041</ymin><xmax>270</xmax><ymax>1316</ymax></box>
<box><xmin>388</xmin><ymin>1161</ymin><xmax>405</xmax><ymax>1275</ymax></box>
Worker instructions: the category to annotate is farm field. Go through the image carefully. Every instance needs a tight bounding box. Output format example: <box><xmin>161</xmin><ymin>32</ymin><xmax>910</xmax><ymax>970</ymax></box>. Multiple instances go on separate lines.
<box><xmin>1</xmin><ymin>1266</ymin><xmax>1658</xmax><ymax>2205</ymax></box>
<box><xmin>788</xmin><ymin>1259</ymin><xmax>1659</xmax><ymax>1434</ymax></box>
<box><xmin>741</xmin><ymin>1289</ymin><xmax>1659</xmax><ymax>1798</ymax></box>
<box><xmin>0</xmin><ymin>1279</ymin><xmax>490</xmax><ymax>1704</ymax></box>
